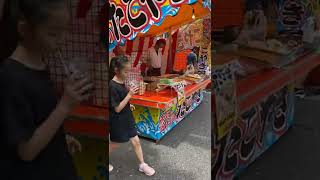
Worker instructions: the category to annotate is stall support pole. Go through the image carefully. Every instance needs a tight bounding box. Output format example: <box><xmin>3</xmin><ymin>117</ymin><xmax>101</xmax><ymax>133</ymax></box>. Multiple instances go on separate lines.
<box><xmin>168</xmin><ymin>28</ymin><xmax>173</xmax><ymax>73</ymax></box>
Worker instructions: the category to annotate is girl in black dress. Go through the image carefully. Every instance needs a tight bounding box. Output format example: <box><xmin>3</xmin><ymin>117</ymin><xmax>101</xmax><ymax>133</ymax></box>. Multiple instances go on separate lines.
<box><xmin>0</xmin><ymin>0</ymin><xmax>93</xmax><ymax>179</ymax></box>
<box><xmin>109</xmin><ymin>56</ymin><xmax>156</xmax><ymax>176</ymax></box>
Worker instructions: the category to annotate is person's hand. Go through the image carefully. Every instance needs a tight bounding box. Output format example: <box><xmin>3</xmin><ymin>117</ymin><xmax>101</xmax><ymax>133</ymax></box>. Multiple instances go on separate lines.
<box><xmin>130</xmin><ymin>104</ymin><xmax>136</xmax><ymax>111</ymax></box>
<box><xmin>66</xmin><ymin>135</ymin><xmax>82</xmax><ymax>154</ymax></box>
<box><xmin>60</xmin><ymin>74</ymin><xmax>94</xmax><ymax>110</ymax></box>
<box><xmin>128</xmin><ymin>86</ymin><xmax>139</xmax><ymax>96</ymax></box>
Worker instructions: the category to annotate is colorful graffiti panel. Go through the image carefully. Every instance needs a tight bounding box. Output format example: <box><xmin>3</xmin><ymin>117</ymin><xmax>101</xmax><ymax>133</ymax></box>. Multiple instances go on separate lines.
<box><xmin>109</xmin><ymin>0</ymin><xmax>196</xmax><ymax>51</ymax></box>
<box><xmin>109</xmin><ymin>0</ymin><xmax>211</xmax><ymax>51</ymax></box>
<box><xmin>275</xmin><ymin>0</ymin><xmax>320</xmax><ymax>46</ymax></box>
<box><xmin>160</xmin><ymin>90</ymin><xmax>204</xmax><ymax>134</ymax></box>
<box><xmin>133</xmin><ymin>90</ymin><xmax>204</xmax><ymax>140</ymax></box>
<box><xmin>212</xmin><ymin>85</ymin><xmax>295</xmax><ymax>180</ymax></box>
<box><xmin>177</xmin><ymin>19</ymin><xmax>203</xmax><ymax>51</ymax></box>
<box><xmin>133</xmin><ymin>106</ymin><xmax>161</xmax><ymax>139</ymax></box>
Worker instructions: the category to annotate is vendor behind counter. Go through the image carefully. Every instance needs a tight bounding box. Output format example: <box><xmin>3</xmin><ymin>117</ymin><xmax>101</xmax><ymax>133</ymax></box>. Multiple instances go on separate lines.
<box><xmin>146</xmin><ymin>39</ymin><xmax>166</xmax><ymax>77</ymax></box>
<box><xmin>186</xmin><ymin>46</ymin><xmax>200</xmax><ymax>75</ymax></box>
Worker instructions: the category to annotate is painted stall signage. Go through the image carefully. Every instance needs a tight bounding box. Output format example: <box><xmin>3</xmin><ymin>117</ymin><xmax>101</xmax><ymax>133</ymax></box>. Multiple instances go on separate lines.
<box><xmin>132</xmin><ymin>90</ymin><xmax>203</xmax><ymax>140</ymax></box>
<box><xmin>109</xmin><ymin>0</ymin><xmax>210</xmax><ymax>52</ymax></box>
<box><xmin>276</xmin><ymin>0</ymin><xmax>320</xmax><ymax>46</ymax></box>
<box><xmin>277</xmin><ymin>0</ymin><xmax>307</xmax><ymax>46</ymax></box>
<box><xmin>213</xmin><ymin>62</ymin><xmax>237</xmax><ymax>140</ymax></box>
<box><xmin>212</xmin><ymin>85</ymin><xmax>295</xmax><ymax>180</ymax></box>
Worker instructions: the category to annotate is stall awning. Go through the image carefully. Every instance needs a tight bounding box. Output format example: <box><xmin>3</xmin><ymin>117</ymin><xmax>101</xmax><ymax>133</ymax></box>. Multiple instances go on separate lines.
<box><xmin>140</xmin><ymin>2</ymin><xmax>210</xmax><ymax>37</ymax></box>
<box><xmin>109</xmin><ymin>0</ymin><xmax>211</xmax><ymax>51</ymax></box>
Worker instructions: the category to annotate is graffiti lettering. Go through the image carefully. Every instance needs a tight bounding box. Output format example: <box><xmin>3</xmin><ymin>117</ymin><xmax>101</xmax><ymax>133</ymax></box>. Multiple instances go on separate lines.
<box><xmin>279</xmin><ymin>0</ymin><xmax>306</xmax><ymax>45</ymax></box>
<box><xmin>160</xmin><ymin>107</ymin><xmax>177</xmax><ymax>132</ymax></box>
<box><xmin>272</xmin><ymin>88</ymin><xmax>288</xmax><ymax>134</ymax></box>
<box><xmin>117</xmin><ymin>6</ymin><xmax>131</xmax><ymax>37</ymax></box>
<box><xmin>170</xmin><ymin>0</ymin><xmax>186</xmax><ymax>5</ymax></box>
<box><xmin>198</xmin><ymin>48</ymin><xmax>208</xmax><ymax>73</ymax></box>
<box><xmin>110</xmin><ymin>4</ymin><xmax>120</xmax><ymax>42</ymax></box>
<box><xmin>126</xmin><ymin>0</ymin><xmax>148</xmax><ymax>29</ymax></box>
<box><xmin>109</xmin><ymin>0</ymin><xmax>189</xmax><ymax>43</ymax></box>
<box><xmin>213</xmin><ymin>86</ymin><xmax>293</xmax><ymax>180</ymax></box>
<box><xmin>239</xmin><ymin>107</ymin><xmax>260</xmax><ymax>161</ymax></box>
<box><xmin>193</xmin><ymin>91</ymin><xmax>202</xmax><ymax>104</ymax></box>
<box><xmin>185</xmin><ymin>96</ymin><xmax>193</xmax><ymax>112</ymax></box>
<box><xmin>135</xmin><ymin>90</ymin><xmax>203</xmax><ymax>139</ymax></box>
<box><xmin>177</xmin><ymin>102</ymin><xmax>186</xmax><ymax>119</ymax></box>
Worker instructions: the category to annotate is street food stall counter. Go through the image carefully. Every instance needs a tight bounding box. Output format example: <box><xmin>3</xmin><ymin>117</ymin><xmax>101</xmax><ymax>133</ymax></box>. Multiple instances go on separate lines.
<box><xmin>130</xmin><ymin>77</ymin><xmax>211</xmax><ymax>141</ymax></box>
<box><xmin>212</xmin><ymin>52</ymin><xmax>320</xmax><ymax>180</ymax></box>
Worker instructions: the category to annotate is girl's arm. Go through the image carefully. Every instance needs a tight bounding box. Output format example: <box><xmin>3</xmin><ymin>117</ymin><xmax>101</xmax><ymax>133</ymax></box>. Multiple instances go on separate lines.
<box><xmin>17</xmin><ymin>77</ymin><xmax>93</xmax><ymax>161</ymax></box>
<box><xmin>114</xmin><ymin>86</ymin><xmax>139</xmax><ymax>113</ymax></box>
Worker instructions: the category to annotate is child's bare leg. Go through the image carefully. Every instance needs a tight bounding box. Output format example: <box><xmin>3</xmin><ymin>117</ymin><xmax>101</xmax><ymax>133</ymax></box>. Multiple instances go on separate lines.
<box><xmin>130</xmin><ymin>136</ymin><xmax>145</xmax><ymax>164</ymax></box>
<box><xmin>130</xmin><ymin>136</ymin><xmax>155</xmax><ymax>176</ymax></box>
<box><xmin>109</xmin><ymin>135</ymin><xmax>120</xmax><ymax>154</ymax></box>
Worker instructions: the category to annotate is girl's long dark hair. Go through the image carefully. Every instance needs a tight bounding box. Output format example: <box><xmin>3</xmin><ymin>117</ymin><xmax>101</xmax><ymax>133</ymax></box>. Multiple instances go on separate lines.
<box><xmin>109</xmin><ymin>55</ymin><xmax>129</xmax><ymax>80</ymax></box>
<box><xmin>0</xmin><ymin>0</ymin><xmax>65</xmax><ymax>61</ymax></box>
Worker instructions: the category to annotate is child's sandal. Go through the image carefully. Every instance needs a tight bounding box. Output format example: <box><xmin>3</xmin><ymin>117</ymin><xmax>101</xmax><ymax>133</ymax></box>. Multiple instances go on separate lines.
<box><xmin>139</xmin><ymin>163</ymin><xmax>155</xmax><ymax>176</ymax></box>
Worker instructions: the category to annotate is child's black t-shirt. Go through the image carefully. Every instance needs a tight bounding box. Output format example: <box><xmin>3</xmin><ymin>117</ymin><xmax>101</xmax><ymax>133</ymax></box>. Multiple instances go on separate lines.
<box><xmin>0</xmin><ymin>59</ymin><xmax>78</xmax><ymax>180</ymax></box>
<box><xmin>108</xmin><ymin>80</ymin><xmax>137</xmax><ymax>142</ymax></box>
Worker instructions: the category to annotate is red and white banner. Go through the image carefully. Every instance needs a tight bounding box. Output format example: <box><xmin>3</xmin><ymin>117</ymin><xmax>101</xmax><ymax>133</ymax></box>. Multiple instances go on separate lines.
<box><xmin>119</xmin><ymin>31</ymin><xmax>179</xmax><ymax>74</ymax></box>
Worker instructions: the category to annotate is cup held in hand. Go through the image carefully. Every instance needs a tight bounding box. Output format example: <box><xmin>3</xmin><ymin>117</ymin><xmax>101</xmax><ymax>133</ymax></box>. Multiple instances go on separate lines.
<box><xmin>65</xmin><ymin>57</ymin><xmax>94</xmax><ymax>95</ymax></box>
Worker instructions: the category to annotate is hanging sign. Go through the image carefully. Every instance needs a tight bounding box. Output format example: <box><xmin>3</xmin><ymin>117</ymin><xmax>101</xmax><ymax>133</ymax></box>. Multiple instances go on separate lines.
<box><xmin>213</xmin><ymin>61</ymin><xmax>238</xmax><ymax>140</ymax></box>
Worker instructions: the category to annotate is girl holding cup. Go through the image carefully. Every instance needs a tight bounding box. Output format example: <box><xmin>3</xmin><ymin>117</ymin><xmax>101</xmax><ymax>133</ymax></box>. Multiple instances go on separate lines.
<box><xmin>109</xmin><ymin>56</ymin><xmax>155</xmax><ymax>176</ymax></box>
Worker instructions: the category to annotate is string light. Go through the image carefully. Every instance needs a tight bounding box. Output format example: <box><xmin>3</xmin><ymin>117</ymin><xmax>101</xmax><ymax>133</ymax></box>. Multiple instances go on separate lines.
<box><xmin>192</xmin><ymin>8</ymin><xmax>195</xmax><ymax>20</ymax></box>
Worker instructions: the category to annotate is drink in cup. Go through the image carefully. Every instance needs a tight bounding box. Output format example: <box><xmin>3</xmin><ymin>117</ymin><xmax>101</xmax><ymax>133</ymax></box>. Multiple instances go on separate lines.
<box><xmin>128</xmin><ymin>81</ymin><xmax>146</xmax><ymax>95</ymax></box>
<box><xmin>139</xmin><ymin>81</ymin><xmax>146</xmax><ymax>95</ymax></box>
<box><xmin>129</xmin><ymin>81</ymin><xmax>139</xmax><ymax>91</ymax></box>
<box><xmin>58</xmin><ymin>50</ymin><xmax>94</xmax><ymax>94</ymax></box>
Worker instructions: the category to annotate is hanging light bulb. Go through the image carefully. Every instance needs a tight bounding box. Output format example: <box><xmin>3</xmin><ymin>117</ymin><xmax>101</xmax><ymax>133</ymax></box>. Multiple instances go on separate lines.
<box><xmin>192</xmin><ymin>8</ymin><xmax>195</xmax><ymax>20</ymax></box>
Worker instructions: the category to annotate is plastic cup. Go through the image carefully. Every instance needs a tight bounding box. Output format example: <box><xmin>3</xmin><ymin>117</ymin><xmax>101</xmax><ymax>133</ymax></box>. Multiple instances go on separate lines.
<box><xmin>139</xmin><ymin>81</ymin><xmax>146</xmax><ymax>95</ymax></box>
<box><xmin>60</xmin><ymin>54</ymin><xmax>94</xmax><ymax>95</ymax></box>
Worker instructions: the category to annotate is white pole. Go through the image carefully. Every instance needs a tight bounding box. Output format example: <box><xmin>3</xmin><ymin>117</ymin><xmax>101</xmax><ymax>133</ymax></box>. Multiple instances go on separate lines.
<box><xmin>168</xmin><ymin>28</ymin><xmax>173</xmax><ymax>74</ymax></box>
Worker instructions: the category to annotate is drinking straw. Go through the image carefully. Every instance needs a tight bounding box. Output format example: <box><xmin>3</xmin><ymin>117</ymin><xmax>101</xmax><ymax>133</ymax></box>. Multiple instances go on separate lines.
<box><xmin>58</xmin><ymin>49</ymin><xmax>71</xmax><ymax>77</ymax></box>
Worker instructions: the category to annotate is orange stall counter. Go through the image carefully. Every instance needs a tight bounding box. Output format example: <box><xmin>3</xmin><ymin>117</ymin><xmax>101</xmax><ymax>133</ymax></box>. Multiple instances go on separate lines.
<box><xmin>64</xmin><ymin>105</ymin><xmax>107</xmax><ymax>138</ymax></box>
<box><xmin>130</xmin><ymin>78</ymin><xmax>211</xmax><ymax>141</ymax></box>
<box><xmin>212</xmin><ymin>53</ymin><xmax>320</xmax><ymax>179</ymax></box>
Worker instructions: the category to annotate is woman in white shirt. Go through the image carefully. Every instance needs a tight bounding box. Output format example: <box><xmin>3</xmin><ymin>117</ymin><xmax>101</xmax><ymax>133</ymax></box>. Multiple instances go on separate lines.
<box><xmin>147</xmin><ymin>39</ymin><xmax>166</xmax><ymax>76</ymax></box>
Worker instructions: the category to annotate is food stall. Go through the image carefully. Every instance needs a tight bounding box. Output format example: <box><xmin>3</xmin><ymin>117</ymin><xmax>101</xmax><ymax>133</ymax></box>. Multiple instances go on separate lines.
<box><xmin>212</xmin><ymin>0</ymin><xmax>320</xmax><ymax>179</ymax></box>
<box><xmin>131</xmin><ymin>76</ymin><xmax>211</xmax><ymax>141</ymax></box>
<box><xmin>109</xmin><ymin>0</ymin><xmax>211</xmax><ymax>141</ymax></box>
